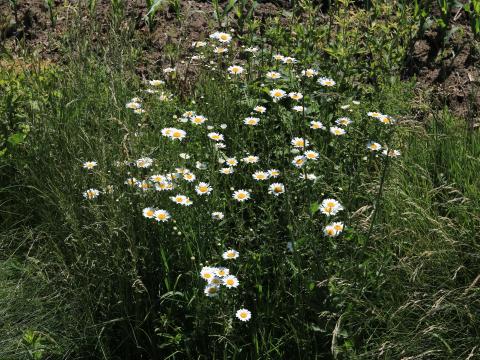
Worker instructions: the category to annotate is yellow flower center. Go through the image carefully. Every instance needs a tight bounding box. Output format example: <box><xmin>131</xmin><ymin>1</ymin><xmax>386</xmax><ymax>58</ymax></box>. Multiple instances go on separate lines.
<box><xmin>227</xmin><ymin>279</ymin><xmax>234</xmax><ymax>285</ymax></box>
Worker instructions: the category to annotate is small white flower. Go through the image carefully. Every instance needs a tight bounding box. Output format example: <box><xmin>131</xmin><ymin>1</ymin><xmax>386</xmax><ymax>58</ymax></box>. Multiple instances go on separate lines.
<box><xmin>222</xmin><ymin>249</ymin><xmax>239</xmax><ymax>260</ymax></box>
<box><xmin>83</xmin><ymin>188</ymin><xmax>100</xmax><ymax>200</ymax></box>
<box><xmin>236</xmin><ymin>308</ymin><xmax>251</xmax><ymax>322</ymax></box>
<box><xmin>223</xmin><ymin>275</ymin><xmax>239</xmax><ymax>288</ymax></box>
<box><xmin>83</xmin><ymin>161</ymin><xmax>97</xmax><ymax>170</ymax></box>
<box><xmin>268</xmin><ymin>183</ymin><xmax>285</xmax><ymax>196</ymax></box>
<box><xmin>212</xmin><ymin>211</ymin><xmax>225</xmax><ymax>220</ymax></box>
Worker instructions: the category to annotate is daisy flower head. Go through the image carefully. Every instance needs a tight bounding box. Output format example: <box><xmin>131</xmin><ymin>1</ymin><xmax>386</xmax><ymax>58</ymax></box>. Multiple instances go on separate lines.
<box><xmin>200</xmin><ymin>266</ymin><xmax>216</xmax><ymax>282</ymax></box>
<box><xmin>204</xmin><ymin>284</ymin><xmax>220</xmax><ymax>297</ymax></box>
<box><xmin>163</xmin><ymin>67</ymin><xmax>176</xmax><ymax>74</ymax></box>
<box><xmin>134</xmin><ymin>108</ymin><xmax>146</xmax><ymax>115</ymax></box>
<box><xmin>182</xmin><ymin>110</ymin><xmax>195</xmax><ymax>118</ymax></box>
<box><xmin>228</xmin><ymin>65</ymin><xmax>245</xmax><ymax>75</ymax></box>
<box><xmin>253</xmin><ymin>105</ymin><xmax>266</xmax><ymax>113</ymax></box>
<box><xmin>367</xmin><ymin>111</ymin><xmax>383</xmax><ymax>118</ymax></box>
<box><xmin>170</xmin><ymin>194</ymin><xmax>193</xmax><ymax>206</ymax></box>
<box><xmin>149</xmin><ymin>79</ymin><xmax>164</xmax><ymax>87</ymax></box>
<box><xmin>330</xmin><ymin>126</ymin><xmax>346</xmax><ymax>136</ymax></box>
<box><xmin>126</xmin><ymin>101</ymin><xmax>141</xmax><ymax>109</ymax></box>
<box><xmin>252</xmin><ymin>171</ymin><xmax>269</xmax><ymax>181</ymax></box>
<box><xmin>143</xmin><ymin>207</ymin><xmax>156</xmax><ymax>219</ymax></box>
<box><xmin>310</xmin><ymin>121</ymin><xmax>326</xmax><ymax>130</ymax></box>
<box><xmin>83</xmin><ymin>161</ymin><xmax>97</xmax><ymax>170</ymax></box>
<box><xmin>382</xmin><ymin>148</ymin><xmax>401</xmax><ymax>158</ymax></box>
<box><xmin>291</xmin><ymin>137</ymin><xmax>310</xmax><ymax>149</ymax></box>
<box><xmin>245</xmin><ymin>46</ymin><xmax>259</xmax><ymax>53</ymax></box>
<box><xmin>216</xmin><ymin>32</ymin><xmax>232</xmax><ymax>43</ymax></box>
<box><xmin>223</xmin><ymin>275</ymin><xmax>239</xmax><ymax>288</ymax></box>
<box><xmin>289</xmin><ymin>92</ymin><xmax>303</xmax><ymax>101</ymax></box>
<box><xmin>125</xmin><ymin>177</ymin><xmax>137</xmax><ymax>186</ymax></box>
<box><xmin>236</xmin><ymin>308</ymin><xmax>251</xmax><ymax>322</ymax></box>
<box><xmin>225</xmin><ymin>157</ymin><xmax>238</xmax><ymax>167</ymax></box>
<box><xmin>282</xmin><ymin>56</ymin><xmax>297</xmax><ymax>64</ymax></box>
<box><xmin>241</xmin><ymin>155</ymin><xmax>259</xmax><ymax>164</ymax></box>
<box><xmin>302</xmin><ymin>68</ymin><xmax>318</xmax><ymax>78</ymax></box>
<box><xmin>208</xmin><ymin>132</ymin><xmax>224</xmax><ymax>142</ymax></box>
<box><xmin>212</xmin><ymin>211</ymin><xmax>225</xmax><ymax>220</ymax></box>
<box><xmin>232</xmin><ymin>189</ymin><xmax>250</xmax><ymax>202</ymax></box>
<box><xmin>268</xmin><ymin>169</ymin><xmax>281</xmax><ymax>178</ymax></box>
<box><xmin>136</xmin><ymin>157</ymin><xmax>153</xmax><ymax>168</ymax></box>
<box><xmin>179</xmin><ymin>153</ymin><xmax>190</xmax><ymax>159</ymax></box>
<box><xmin>213</xmin><ymin>46</ymin><xmax>228</xmax><ymax>54</ymax></box>
<box><xmin>244</xmin><ymin>117</ymin><xmax>260</xmax><ymax>126</ymax></box>
<box><xmin>195</xmin><ymin>182</ymin><xmax>212</xmax><ymax>195</ymax></box>
<box><xmin>268</xmin><ymin>183</ymin><xmax>285</xmax><ymax>196</ymax></box>
<box><xmin>292</xmin><ymin>105</ymin><xmax>305</xmax><ymax>112</ymax></box>
<box><xmin>292</xmin><ymin>155</ymin><xmax>306</xmax><ymax>168</ymax></box>
<box><xmin>83</xmin><ymin>188</ymin><xmax>100</xmax><ymax>200</ymax></box>
<box><xmin>182</xmin><ymin>172</ymin><xmax>196</xmax><ymax>182</ymax></box>
<box><xmin>154</xmin><ymin>209</ymin><xmax>171</xmax><ymax>222</ymax></box>
<box><xmin>220</xmin><ymin>167</ymin><xmax>235</xmax><ymax>175</ymax></box>
<box><xmin>273</xmin><ymin>54</ymin><xmax>285</xmax><ymax>61</ymax></box>
<box><xmin>304</xmin><ymin>150</ymin><xmax>319</xmax><ymax>160</ymax></box>
<box><xmin>269</xmin><ymin>89</ymin><xmax>286</xmax><ymax>101</ymax></box>
<box><xmin>335</xmin><ymin>117</ymin><xmax>352</xmax><ymax>126</ymax></box>
<box><xmin>318</xmin><ymin>77</ymin><xmax>336</xmax><ymax>87</ymax></box>
<box><xmin>320</xmin><ymin>198</ymin><xmax>344</xmax><ymax>216</ymax></box>
<box><xmin>209</xmin><ymin>276</ymin><xmax>223</xmax><ymax>286</ymax></box>
<box><xmin>137</xmin><ymin>180</ymin><xmax>152</xmax><ymax>192</ymax></box>
<box><xmin>223</xmin><ymin>249</ymin><xmax>239</xmax><ymax>260</ymax></box>
<box><xmin>323</xmin><ymin>224</ymin><xmax>339</xmax><ymax>237</ymax></box>
<box><xmin>266</xmin><ymin>71</ymin><xmax>281</xmax><ymax>80</ymax></box>
<box><xmin>378</xmin><ymin>115</ymin><xmax>396</xmax><ymax>125</ymax></box>
<box><xmin>215</xmin><ymin>267</ymin><xmax>229</xmax><ymax>277</ymax></box>
<box><xmin>191</xmin><ymin>115</ymin><xmax>207</xmax><ymax>125</ymax></box>
<box><xmin>169</xmin><ymin>128</ymin><xmax>187</xmax><ymax>141</ymax></box>
<box><xmin>333</xmin><ymin>221</ymin><xmax>344</xmax><ymax>233</ymax></box>
<box><xmin>367</xmin><ymin>142</ymin><xmax>382</xmax><ymax>151</ymax></box>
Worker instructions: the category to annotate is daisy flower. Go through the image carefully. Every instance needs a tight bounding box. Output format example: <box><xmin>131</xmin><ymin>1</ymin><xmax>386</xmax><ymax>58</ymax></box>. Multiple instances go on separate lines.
<box><xmin>136</xmin><ymin>157</ymin><xmax>153</xmax><ymax>168</ymax></box>
<box><xmin>83</xmin><ymin>188</ymin><xmax>100</xmax><ymax>200</ymax></box>
<box><xmin>215</xmin><ymin>267</ymin><xmax>229</xmax><ymax>277</ymax></box>
<box><xmin>204</xmin><ymin>284</ymin><xmax>220</xmax><ymax>297</ymax></box>
<box><xmin>169</xmin><ymin>128</ymin><xmax>187</xmax><ymax>141</ymax></box>
<box><xmin>170</xmin><ymin>195</ymin><xmax>193</xmax><ymax>206</ymax></box>
<box><xmin>125</xmin><ymin>177</ymin><xmax>137</xmax><ymax>186</ymax></box>
<box><xmin>225</xmin><ymin>157</ymin><xmax>238</xmax><ymax>167</ymax></box>
<box><xmin>253</xmin><ymin>105</ymin><xmax>266</xmax><ymax>113</ymax></box>
<box><xmin>200</xmin><ymin>266</ymin><xmax>216</xmax><ymax>282</ymax></box>
<box><xmin>182</xmin><ymin>110</ymin><xmax>195</xmax><ymax>118</ymax></box>
<box><xmin>252</xmin><ymin>171</ymin><xmax>269</xmax><ymax>181</ymax></box>
<box><xmin>266</xmin><ymin>71</ymin><xmax>281</xmax><ymax>80</ymax></box>
<box><xmin>222</xmin><ymin>249</ymin><xmax>239</xmax><ymax>260</ymax></box>
<box><xmin>291</xmin><ymin>137</ymin><xmax>310</xmax><ymax>149</ymax></box>
<box><xmin>213</xmin><ymin>46</ymin><xmax>228</xmax><ymax>54</ymax></box>
<box><xmin>292</xmin><ymin>105</ymin><xmax>305</xmax><ymax>112</ymax></box>
<box><xmin>323</xmin><ymin>224</ymin><xmax>338</xmax><ymax>237</ymax></box>
<box><xmin>163</xmin><ymin>67</ymin><xmax>176</xmax><ymax>74</ymax></box>
<box><xmin>367</xmin><ymin>142</ymin><xmax>382</xmax><ymax>151</ymax></box>
<box><xmin>182</xmin><ymin>172</ymin><xmax>196</xmax><ymax>182</ymax></box>
<box><xmin>301</xmin><ymin>68</ymin><xmax>318</xmax><ymax>78</ymax></box>
<box><xmin>83</xmin><ymin>161</ymin><xmax>97</xmax><ymax>170</ymax></box>
<box><xmin>220</xmin><ymin>167</ymin><xmax>234</xmax><ymax>175</ymax></box>
<box><xmin>126</xmin><ymin>101</ymin><xmax>141</xmax><ymax>109</ymax></box>
<box><xmin>137</xmin><ymin>180</ymin><xmax>151</xmax><ymax>191</ymax></box>
<box><xmin>318</xmin><ymin>77</ymin><xmax>336</xmax><ymax>86</ymax></box>
<box><xmin>304</xmin><ymin>150</ymin><xmax>319</xmax><ymax>160</ymax></box>
<box><xmin>216</xmin><ymin>32</ymin><xmax>232</xmax><ymax>43</ymax></box>
<box><xmin>149</xmin><ymin>79</ymin><xmax>164</xmax><ymax>86</ymax></box>
<box><xmin>382</xmin><ymin>148</ymin><xmax>401</xmax><ymax>157</ymax></box>
<box><xmin>245</xmin><ymin>46</ymin><xmax>259</xmax><ymax>53</ymax></box>
<box><xmin>232</xmin><ymin>189</ymin><xmax>250</xmax><ymax>202</ymax></box>
<box><xmin>223</xmin><ymin>275</ymin><xmax>239</xmax><ymax>288</ymax></box>
<box><xmin>282</xmin><ymin>56</ymin><xmax>297</xmax><ymax>64</ymax></box>
<box><xmin>289</xmin><ymin>92</ymin><xmax>303</xmax><ymax>101</ymax></box>
<box><xmin>179</xmin><ymin>153</ymin><xmax>190</xmax><ymax>159</ymax></box>
<box><xmin>195</xmin><ymin>182</ymin><xmax>212</xmax><ymax>195</ymax></box>
<box><xmin>273</xmin><ymin>54</ymin><xmax>285</xmax><ymax>61</ymax></box>
<box><xmin>143</xmin><ymin>207</ymin><xmax>155</xmax><ymax>219</ymax></box>
<box><xmin>269</xmin><ymin>89</ymin><xmax>286</xmax><ymax>101</ymax></box>
<box><xmin>367</xmin><ymin>111</ymin><xmax>383</xmax><ymax>118</ymax></box>
<box><xmin>292</xmin><ymin>155</ymin><xmax>306</xmax><ymax>168</ymax></box>
<box><xmin>330</xmin><ymin>126</ymin><xmax>346</xmax><ymax>136</ymax></box>
<box><xmin>244</xmin><ymin>117</ymin><xmax>260</xmax><ymax>126</ymax></box>
<box><xmin>191</xmin><ymin>115</ymin><xmax>207</xmax><ymax>125</ymax></box>
<box><xmin>212</xmin><ymin>211</ymin><xmax>225</xmax><ymax>220</ymax></box>
<box><xmin>268</xmin><ymin>183</ymin><xmax>285</xmax><ymax>196</ymax></box>
<box><xmin>320</xmin><ymin>198</ymin><xmax>344</xmax><ymax>216</ymax></box>
<box><xmin>208</xmin><ymin>132</ymin><xmax>224</xmax><ymax>142</ymax></box>
<box><xmin>268</xmin><ymin>169</ymin><xmax>281</xmax><ymax>178</ymax></box>
<box><xmin>236</xmin><ymin>308</ymin><xmax>251</xmax><ymax>322</ymax></box>
<box><xmin>310</xmin><ymin>121</ymin><xmax>326</xmax><ymax>130</ymax></box>
<box><xmin>241</xmin><ymin>155</ymin><xmax>259</xmax><ymax>164</ymax></box>
<box><xmin>228</xmin><ymin>65</ymin><xmax>245</xmax><ymax>75</ymax></box>
<box><xmin>378</xmin><ymin>115</ymin><xmax>396</xmax><ymax>124</ymax></box>
<box><xmin>335</xmin><ymin>117</ymin><xmax>352</xmax><ymax>126</ymax></box>
<box><xmin>154</xmin><ymin>209</ymin><xmax>171</xmax><ymax>222</ymax></box>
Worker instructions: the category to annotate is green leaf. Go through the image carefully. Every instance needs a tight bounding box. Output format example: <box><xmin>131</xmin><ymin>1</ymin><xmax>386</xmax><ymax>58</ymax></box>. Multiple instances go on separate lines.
<box><xmin>310</xmin><ymin>201</ymin><xmax>320</xmax><ymax>215</ymax></box>
<box><xmin>7</xmin><ymin>132</ymin><xmax>26</xmax><ymax>145</ymax></box>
